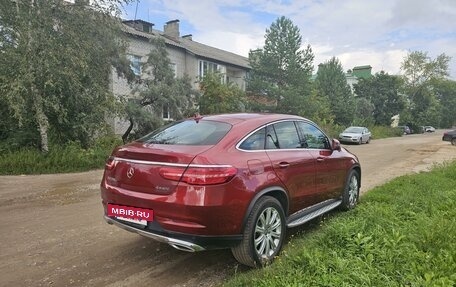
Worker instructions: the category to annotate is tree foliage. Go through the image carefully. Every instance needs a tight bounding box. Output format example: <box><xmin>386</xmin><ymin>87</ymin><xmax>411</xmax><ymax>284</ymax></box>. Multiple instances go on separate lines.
<box><xmin>315</xmin><ymin>57</ymin><xmax>354</xmax><ymax>126</ymax></box>
<box><xmin>0</xmin><ymin>0</ymin><xmax>134</xmax><ymax>151</ymax></box>
<box><xmin>247</xmin><ymin>16</ymin><xmax>315</xmax><ymax>116</ymax></box>
<box><xmin>354</xmin><ymin>71</ymin><xmax>405</xmax><ymax>126</ymax></box>
<box><xmin>400</xmin><ymin>51</ymin><xmax>451</xmax><ymax>129</ymax></box>
<box><xmin>123</xmin><ymin>37</ymin><xmax>198</xmax><ymax>140</ymax></box>
<box><xmin>198</xmin><ymin>73</ymin><xmax>246</xmax><ymax>114</ymax></box>
<box><xmin>433</xmin><ymin>79</ymin><xmax>456</xmax><ymax>128</ymax></box>
<box><xmin>353</xmin><ymin>97</ymin><xmax>375</xmax><ymax>126</ymax></box>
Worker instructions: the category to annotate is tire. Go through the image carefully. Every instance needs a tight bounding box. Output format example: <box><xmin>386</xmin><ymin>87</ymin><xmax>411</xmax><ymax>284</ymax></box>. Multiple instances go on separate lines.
<box><xmin>452</xmin><ymin>138</ymin><xmax>456</xmax><ymax>146</ymax></box>
<box><xmin>231</xmin><ymin>196</ymin><xmax>286</xmax><ymax>268</ymax></box>
<box><xmin>366</xmin><ymin>137</ymin><xmax>370</xmax><ymax>144</ymax></box>
<box><xmin>340</xmin><ymin>170</ymin><xmax>360</xmax><ymax>211</ymax></box>
<box><xmin>358</xmin><ymin>138</ymin><xmax>362</xmax><ymax>145</ymax></box>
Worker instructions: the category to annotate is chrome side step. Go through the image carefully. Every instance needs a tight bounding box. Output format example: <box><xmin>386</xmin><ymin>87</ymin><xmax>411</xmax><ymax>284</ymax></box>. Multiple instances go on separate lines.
<box><xmin>287</xmin><ymin>199</ymin><xmax>342</xmax><ymax>228</ymax></box>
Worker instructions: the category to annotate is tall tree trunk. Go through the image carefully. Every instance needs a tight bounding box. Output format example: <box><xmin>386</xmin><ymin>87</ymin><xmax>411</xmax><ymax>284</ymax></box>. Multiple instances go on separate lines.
<box><xmin>32</xmin><ymin>88</ymin><xmax>50</xmax><ymax>153</ymax></box>
<box><xmin>27</xmin><ymin>0</ymin><xmax>49</xmax><ymax>153</ymax></box>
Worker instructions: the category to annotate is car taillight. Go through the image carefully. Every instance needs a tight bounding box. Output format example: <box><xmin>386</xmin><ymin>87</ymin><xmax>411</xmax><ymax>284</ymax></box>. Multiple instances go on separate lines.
<box><xmin>105</xmin><ymin>156</ymin><xmax>117</xmax><ymax>170</ymax></box>
<box><xmin>159</xmin><ymin>167</ymin><xmax>186</xmax><ymax>181</ymax></box>
<box><xmin>159</xmin><ymin>166</ymin><xmax>237</xmax><ymax>185</ymax></box>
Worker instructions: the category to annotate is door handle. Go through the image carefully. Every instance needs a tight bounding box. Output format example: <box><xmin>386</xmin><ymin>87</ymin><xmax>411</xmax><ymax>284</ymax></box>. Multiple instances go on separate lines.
<box><xmin>276</xmin><ymin>162</ymin><xmax>290</xmax><ymax>168</ymax></box>
<box><xmin>316</xmin><ymin>157</ymin><xmax>325</xmax><ymax>162</ymax></box>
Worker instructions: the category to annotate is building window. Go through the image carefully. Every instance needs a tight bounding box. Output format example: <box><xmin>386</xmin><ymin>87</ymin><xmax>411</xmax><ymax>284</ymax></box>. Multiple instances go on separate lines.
<box><xmin>170</xmin><ymin>63</ymin><xmax>177</xmax><ymax>78</ymax></box>
<box><xmin>127</xmin><ymin>54</ymin><xmax>141</xmax><ymax>76</ymax></box>
<box><xmin>162</xmin><ymin>104</ymin><xmax>171</xmax><ymax>120</ymax></box>
<box><xmin>198</xmin><ymin>60</ymin><xmax>226</xmax><ymax>82</ymax></box>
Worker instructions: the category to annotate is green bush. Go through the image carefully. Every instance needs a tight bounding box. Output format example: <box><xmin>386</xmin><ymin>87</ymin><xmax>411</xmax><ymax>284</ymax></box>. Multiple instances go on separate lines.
<box><xmin>0</xmin><ymin>136</ymin><xmax>122</xmax><ymax>175</ymax></box>
<box><xmin>369</xmin><ymin>125</ymin><xmax>404</xmax><ymax>139</ymax></box>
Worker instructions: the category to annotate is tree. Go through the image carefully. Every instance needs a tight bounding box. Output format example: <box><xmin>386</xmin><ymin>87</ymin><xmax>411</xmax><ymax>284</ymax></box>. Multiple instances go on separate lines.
<box><xmin>198</xmin><ymin>72</ymin><xmax>246</xmax><ymax>114</ymax></box>
<box><xmin>354</xmin><ymin>71</ymin><xmax>405</xmax><ymax>126</ymax></box>
<box><xmin>0</xmin><ymin>0</ymin><xmax>134</xmax><ymax>152</ymax></box>
<box><xmin>247</xmin><ymin>16</ymin><xmax>315</xmax><ymax>115</ymax></box>
<box><xmin>353</xmin><ymin>97</ymin><xmax>375</xmax><ymax>126</ymax></box>
<box><xmin>315</xmin><ymin>57</ymin><xmax>354</xmax><ymax>126</ymax></box>
<box><xmin>433</xmin><ymin>79</ymin><xmax>456</xmax><ymax>128</ymax></box>
<box><xmin>400</xmin><ymin>51</ymin><xmax>450</xmax><ymax>129</ymax></box>
<box><xmin>122</xmin><ymin>37</ymin><xmax>198</xmax><ymax>140</ymax></box>
<box><xmin>401</xmin><ymin>51</ymin><xmax>450</xmax><ymax>98</ymax></box>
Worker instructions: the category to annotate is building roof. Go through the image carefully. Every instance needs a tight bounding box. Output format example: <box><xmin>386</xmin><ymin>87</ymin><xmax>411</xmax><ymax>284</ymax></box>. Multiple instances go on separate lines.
<box><xmin>353</xmin><ymin>65</ymin><xmax>372</xmax><ymax>70</ymax></box>
<box><xmin>352</xmin><ymin>65</ymin><xmax>372</xmax><ymax>79</ymax></box>
<box><xmin>122</xmin><ymin>22</ymin><xmax>250</xmax><ymax>70</ymax></box>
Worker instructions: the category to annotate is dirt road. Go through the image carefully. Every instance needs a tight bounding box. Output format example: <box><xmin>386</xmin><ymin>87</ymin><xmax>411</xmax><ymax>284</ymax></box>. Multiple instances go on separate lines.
<box><xmin>1</xmin><ymin>131</ymin><xmax>455</xmax><ymax>287</ymax></box>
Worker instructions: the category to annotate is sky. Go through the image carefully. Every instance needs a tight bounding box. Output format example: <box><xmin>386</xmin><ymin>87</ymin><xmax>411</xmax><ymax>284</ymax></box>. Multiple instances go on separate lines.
<box><xmin>121</xmin><ymin>0</ymin><xmax>456</xmax><ymax>79</ymax></box>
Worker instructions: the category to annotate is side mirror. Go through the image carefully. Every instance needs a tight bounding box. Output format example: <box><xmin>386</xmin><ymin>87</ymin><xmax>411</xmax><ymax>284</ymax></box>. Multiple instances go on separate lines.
<box><xmin>332</xmin><ymin>138</ymin><xmax>341</xmax><ymax>151</ymax></box>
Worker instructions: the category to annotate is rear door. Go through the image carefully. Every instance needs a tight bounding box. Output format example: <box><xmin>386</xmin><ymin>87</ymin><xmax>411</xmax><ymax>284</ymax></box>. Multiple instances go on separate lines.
<box><xmin>264</xmin><ymin>121</ymin><xmax>317</xmax><ymax>213</ymax></box>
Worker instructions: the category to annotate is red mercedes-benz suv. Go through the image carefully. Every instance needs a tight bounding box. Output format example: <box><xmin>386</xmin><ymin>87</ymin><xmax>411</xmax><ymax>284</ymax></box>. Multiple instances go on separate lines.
<box><xmin>100</xmin><ymin>113</ymin><xmax>361</xmax><ymax>267</ymax></box>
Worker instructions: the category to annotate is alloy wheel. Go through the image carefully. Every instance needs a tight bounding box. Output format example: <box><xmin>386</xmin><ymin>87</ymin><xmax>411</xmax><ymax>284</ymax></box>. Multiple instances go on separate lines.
<box><xmin>254</xmin><ymin>207</ymin><xmax>282</xmax><ymax>259</ymax></box>
<box><xmin>348</xmin><ymin>175</ymin><xmax>359</xmax><ymax>206</ymax></box>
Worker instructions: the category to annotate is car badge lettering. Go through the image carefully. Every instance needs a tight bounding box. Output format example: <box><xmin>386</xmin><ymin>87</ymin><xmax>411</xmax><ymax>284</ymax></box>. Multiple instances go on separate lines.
<box><xmin>127</xmin><ymin>167</ymin><xmax>135</xmax><ymax>179</ymax></box>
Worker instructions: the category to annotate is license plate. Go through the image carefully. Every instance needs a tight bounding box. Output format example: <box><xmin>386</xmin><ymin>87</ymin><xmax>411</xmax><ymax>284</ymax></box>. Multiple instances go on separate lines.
<box><xmin>107</xmin><ymin>204</ymin><xmax>154</xmax><ymax>226</ymax></box>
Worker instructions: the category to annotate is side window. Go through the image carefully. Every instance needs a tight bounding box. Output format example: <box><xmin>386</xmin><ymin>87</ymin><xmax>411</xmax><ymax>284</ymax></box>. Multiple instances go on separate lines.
<box><xmin>296</xmin><ymin>121</ymin><xmax>329</xmax><ymax>149</ymax></box>
<box><xmin>265</xmin><ymin>125</ymin><xmax>279</xmax><ymax>149</ymax></box>
<box><xmin>239</xmin><ymin>128</ymin><xmax>265</xmax><ymax>150</ymax></box>
<box><xmin>273</xmin><ymin>121</ymin><xmax>301</xmax><ymax>149</ymax></box>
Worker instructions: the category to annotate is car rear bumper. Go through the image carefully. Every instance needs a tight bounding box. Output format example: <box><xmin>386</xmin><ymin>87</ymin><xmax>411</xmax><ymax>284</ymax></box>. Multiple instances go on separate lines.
<box><xmin>104</xmin><ymin>215</ymin><xmax>242</xmax><ymax>251</ymax></box>
<box><xmin>104</xmin><ymin>215</ymin><xmax>205</xmax><ymax>252</ymax></box>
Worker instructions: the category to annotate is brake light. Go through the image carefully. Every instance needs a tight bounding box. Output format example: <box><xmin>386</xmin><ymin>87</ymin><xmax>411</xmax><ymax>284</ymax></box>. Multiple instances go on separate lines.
<box><xmin>159</xmin><ymin>166</ymin><xmax>237</xmax><ymax>185</ymax></box>
<box><xmin>159</xmin><ymin>167</ymin><xmax>185</xmax><ymax>181</ymax></box>
<box><xmin>105</xmin><ymin>156</ymin><xmax>117</xmax><ymax>170</ymax></box>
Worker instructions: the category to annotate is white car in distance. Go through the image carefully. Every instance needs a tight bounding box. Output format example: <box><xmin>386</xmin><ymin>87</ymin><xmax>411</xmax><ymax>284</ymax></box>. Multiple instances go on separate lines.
<box><xmin>339</xmin><ymin>126</ymin><xmax>372</xmax><ymax>145</ymax></box>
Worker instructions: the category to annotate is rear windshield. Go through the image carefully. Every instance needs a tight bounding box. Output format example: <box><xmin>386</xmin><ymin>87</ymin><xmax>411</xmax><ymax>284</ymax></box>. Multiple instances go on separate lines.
<box><xmin>138</xmin><ymin>120</ymin><xmax>231</xmax><ymax>145</ymax></box>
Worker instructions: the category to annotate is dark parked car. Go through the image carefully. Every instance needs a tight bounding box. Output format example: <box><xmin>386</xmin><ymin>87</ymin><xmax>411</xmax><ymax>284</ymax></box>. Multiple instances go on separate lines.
<box><xmin>442</xmin><ymin>130</ymin><xmax>456</xmax><ymax>145</ymax></box>
<box><xmin>100</xmin><ymin>113</ymin><xmax>361</xmax><ymax>267</ymax></box>
<box><xmin>397</xmin><ymin>125</ymin><xmax>411</xmax><ymax>135</ymax></box>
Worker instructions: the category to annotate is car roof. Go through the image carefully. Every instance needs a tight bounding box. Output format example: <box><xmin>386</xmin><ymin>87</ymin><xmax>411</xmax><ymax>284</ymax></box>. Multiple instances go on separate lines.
<box><xmin>190</xmin><ymin>113</ymin><xmax>314</xmax><ymax>146</ymax></box>
<box><xmin>192</xmin><ymin>113</ymin><xmax>305</xmax><ymax>126</ymax></box>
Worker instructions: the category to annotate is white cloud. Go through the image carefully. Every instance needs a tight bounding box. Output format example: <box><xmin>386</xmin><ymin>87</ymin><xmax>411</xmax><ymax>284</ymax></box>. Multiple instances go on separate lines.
<box><xmin>195</xmin><ymin>31</ymin><xmax>263</xmax><ymax>57</ymax></box>
<box><xmin>337</xmin><ymin>49</ymin><xmax>408</xmax><ymax>75</ymax></box>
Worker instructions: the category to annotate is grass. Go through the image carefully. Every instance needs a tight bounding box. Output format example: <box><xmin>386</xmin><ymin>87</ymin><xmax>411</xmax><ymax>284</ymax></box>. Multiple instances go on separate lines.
<box><xmin>223</xmin><ymin>161</ymin><xmax>456</xmax><ymax>287</ymax></box>
<box><xmin>0</xmin><ymin>136</ymin><xmax>122</xmax><ymax>175</ymax></box>
<box><xmin>369</xmin><ymin>125</ymin><xmax>404</xmax><ymax>139</ymax></box>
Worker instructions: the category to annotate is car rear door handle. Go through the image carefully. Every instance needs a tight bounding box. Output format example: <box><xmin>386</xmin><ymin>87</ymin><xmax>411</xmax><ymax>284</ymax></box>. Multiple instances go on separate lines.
<box><xmin>276</xmin><ymin>162</ymin><xmax>290</xmax><ymax>168</ymax></box>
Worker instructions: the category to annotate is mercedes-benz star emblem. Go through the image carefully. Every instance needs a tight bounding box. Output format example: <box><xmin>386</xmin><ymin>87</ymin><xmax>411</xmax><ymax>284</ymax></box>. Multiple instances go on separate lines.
<box><xmin>126</xmin><ymin>167</ymin><xmax>135</xmax><ymax>179</ymax></box>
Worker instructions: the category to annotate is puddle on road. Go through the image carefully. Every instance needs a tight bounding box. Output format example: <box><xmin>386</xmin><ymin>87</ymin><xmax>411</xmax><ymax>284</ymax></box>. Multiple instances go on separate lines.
<box><xmin>39</xmin><ymin>183</ymin><xmax>98</xmax><ymax>205</ymax></box>
<box><xmin>0</xmin><ymin>183</ymin><xmax>99</xmax><ymax>207</ymax></box>
<box><xmin>406</xmin><ymin>147</ymin><xmax>440</xmax><ymax>154</ymax></box>
<box><xmin>405</xmin><ymin>143</ymin><xmax>449</xmax><ymax>156</ymax></box>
